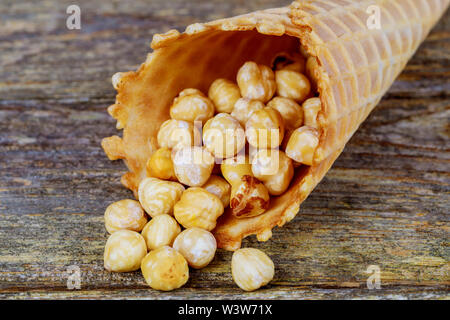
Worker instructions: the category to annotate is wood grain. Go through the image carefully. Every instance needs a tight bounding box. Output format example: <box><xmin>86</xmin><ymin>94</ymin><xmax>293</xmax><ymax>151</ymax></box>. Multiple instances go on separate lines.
<box><xmin>0</xmin><ymin>0</ymin><xmax>449</xmax><ymax>299</ymax></box>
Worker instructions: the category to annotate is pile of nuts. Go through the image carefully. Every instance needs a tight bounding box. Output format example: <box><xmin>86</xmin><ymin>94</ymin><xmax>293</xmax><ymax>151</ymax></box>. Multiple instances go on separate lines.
<box><xmin>104</xmin><ymin>52</ymin><xmax>321</xmax><ymax>291</ymax></box>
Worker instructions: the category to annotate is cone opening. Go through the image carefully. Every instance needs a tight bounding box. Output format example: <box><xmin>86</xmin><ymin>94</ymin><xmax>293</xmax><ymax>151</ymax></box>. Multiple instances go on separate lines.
<box><xmin>125</xmin><ymin>29</ymin><xmax>317</xmax><ymax>172</ymax></box>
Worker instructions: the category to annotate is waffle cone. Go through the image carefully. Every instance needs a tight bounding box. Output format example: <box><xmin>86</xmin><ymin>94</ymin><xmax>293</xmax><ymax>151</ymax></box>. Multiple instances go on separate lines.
<box><xmin>102</xmin><ymin>0</ymin><xmax>449</xmax><ymax>250</ymax></box>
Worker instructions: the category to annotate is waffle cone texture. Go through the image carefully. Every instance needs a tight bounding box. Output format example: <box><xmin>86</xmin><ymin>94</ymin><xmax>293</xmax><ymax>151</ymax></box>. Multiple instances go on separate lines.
<box><xmin>102</xmin><ymin>0</ymin><xmax>449</xmax><ymax>250</ymax></box>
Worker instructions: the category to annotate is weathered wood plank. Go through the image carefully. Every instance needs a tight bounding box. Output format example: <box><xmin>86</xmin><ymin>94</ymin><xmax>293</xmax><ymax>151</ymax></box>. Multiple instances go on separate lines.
<box><xmin>0</xmin><ymin>0</ymin><xmax>449</xmax><ymax>299</ymax></box>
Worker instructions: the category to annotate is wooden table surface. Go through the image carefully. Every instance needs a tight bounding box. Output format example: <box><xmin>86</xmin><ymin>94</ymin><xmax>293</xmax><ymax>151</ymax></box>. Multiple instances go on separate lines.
<box><xmin>0</xmin><ymin>0</ymin><xmax>449</xmax><ymax>300</ymax></box>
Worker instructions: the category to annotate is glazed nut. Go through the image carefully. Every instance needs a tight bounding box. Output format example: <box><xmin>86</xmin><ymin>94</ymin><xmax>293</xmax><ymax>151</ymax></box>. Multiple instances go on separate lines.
<box><xmin>208</xmin><ymin>79</ymin><xmax>241</xmax><ymax>113</ymax></box>
<box><xmin>146</xmin><ymin>147</ymin><xmax>177</xmax><ymax>181</ymax></box>
<box><xmin>173</xmin><ymin>227</ymin><xmax>217</xmax><ymax>269</ymax></box>
<box><xmin>302</xmin><ymin>97</ymin><xmax>321</xmax><ymax>129</ymax></box>
<box><xmin>172</xmin><ymin>146</ymin><xmax>215</xmax><ymax>187</ymax></box>
<box><xmin>285</xmin><ymin>126</ymin><xmax>319</xmax><ymax>166</ymax></box>
<box><xmin>170</xmin><ymin>88</ymin><xmax>215</xmax><ymax>124</ymax></box>
<box><xmin>104</xmin><ymin>199</ymin><xmax>148</xmax><ymax>234</ymax></box>
<box><xmin>245</xmin><ymin>107</ymin><xmax>285</xmax><ymax>149</ymax></box>
<box><xmin>174</xmin><ymin>187</ymin><xmax>224</xmax><ymax>231</ymax></box>
<box><xmin>104</xmin><ymin>230</ymin><xmax>147</xmax><ymax>272</ymax></box>
<box><xmin>231</xmin><ymin>98</ymin><xmax>265</xmax><ymax>127</ymax></box>
<box><xmin>267</xmin><ymin>97</ymin><xmax>303</xmax><ymax>130</ymax></box>
<box><xmin>203</xmin><ymin>113</ymin><xmax>245</xmax><ymax>159</ymax></box>
<box><xmin>138</xmin><ymin>177</ymin><xmax>185</xmax><ymax>218</ymax></box>
<box><xmin>221</xmin><ymin>155</ymin><xmax>253</xmax><ymax>186</ymax></box>
<box><xmin>230</xmin><ymin>175</ymin><xmax>270</xmax><ymax>218</ymax></box>
<box><xmin>201</xmin><ymin>175</ymin><xmax>231</xmax><ymax>207</ymax></box>
<box><xmin>272</xmin><ymin>52</ymin><xmax>306</xmax><ymax>74</ymax></box>
<box><xmin>141</xmin><ymin>214</ymin><xmax>181</xmax><ymax>250</ymax></box>
<box><xmin>275</xmin><ymin>69</ymin><xmax>311</xmax><ymax>103</ymax></box>
<box><xmin>157</xmin><ymin>119</ymin><xmax>200</xmax><ymax>150</ymax></box>
<box><xmin>141</xmin><ymin>246</ymin><xmax>189</xmax><ymax>291</ymax></box>
<box><xmin>231</xmin><ymin>248</ymin><xmax>275</xmax><ymax>292</ymax></box>
<box><xmin>251</xmin><ymin>149</ymin><xmax>294</xmax><ymax>196</ymax></box>
<box><xmin>237</xmin><ymin>61</ymin><xmax>276</xmax><ymax>103</ymax></box>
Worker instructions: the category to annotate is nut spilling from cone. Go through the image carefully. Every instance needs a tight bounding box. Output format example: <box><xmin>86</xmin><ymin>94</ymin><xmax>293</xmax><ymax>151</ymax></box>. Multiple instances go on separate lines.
<box><xmin>103</xmin><ymin>55</ymin><xmax>316</xmax><ymax>291</ymax></box>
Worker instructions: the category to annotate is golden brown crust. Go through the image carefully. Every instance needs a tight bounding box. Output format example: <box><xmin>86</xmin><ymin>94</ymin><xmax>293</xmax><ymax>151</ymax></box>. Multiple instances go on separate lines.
<box><xmin>102</xmin><ymin>0</ymin><xmax>449</xmax><ymax>250</ymax></box>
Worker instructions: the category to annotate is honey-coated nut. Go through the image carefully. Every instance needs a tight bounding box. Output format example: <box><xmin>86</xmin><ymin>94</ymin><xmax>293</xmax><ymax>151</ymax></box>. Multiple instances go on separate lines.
<box><xmin>104</xmin><ymin>230</ymin><xmax>147</xmax><ymax>272</ymax></box>
<box><xmin>231</xmin><ymin>248</ymin><xmax>274</xmax><ymax>292</ymax></box>
<box><xmin>299</xmin><ymin>45</ymin><xmax>309</xmax><ymax>59</ymax></box>
<box><xmin>231</xmin><ymin>98</ymin><xmax>265</xmax><ymax>127</ymax></box>
<box><xmin>157</xmin><ymin>119</ymin><xmax>199</xmax><ymax>150</ymax></box>
<box><xmin>104</xmin><ymin>199</ymin><xmax>148</xmax><ymax>234</ymax></box>
<box><xmin>230</xmin><ymin>175</ymin><xmax>270</xmax><ymax>218</ymax></box>
<box><xmin>302</xmin><ymin>97</ymin><xmax>321</xmax><ymax>129</ymax></box>
<box><xmin>173</xmin><ymin>227</ymin><xmax>217</xmax><ymax>269</ymax></box>
<box><xmin>237</xmin><ymin>62</ymin><xmax>276</xmax><ymax>103</ymax></box>
<box><xmin>172</xmin><ymin>146</ymin><xmax>215</xmax><ymax>187</ymax></box>
<box><xmin>173</xmin><ymin>187</ymin><xmax>224</xmax><ymax>231</ymax></box>
<box><xmin>251</xmin><ymin>149</ymin><xmax>294</xmax><ymax>196</ymax></box>
<box><xmin>275</xmin><ymin>70</ymin><xmax>311</xmax><ymax>103</ymax></box>
<box><xmin>267</xmin><ymin>97</ymin><xmax>303</xmax><ymax>130</ymax></box>
<box><xmin>202</xmin><ymin>113</ymin><xmax>245</xmax><ymax>159</ymax></box>
<box><xmin>208</xmin><ymin>79</ymin><xmax>241</xmax><ymax>113</ymax></box>
<box><xmin>146</xmin><ymin>147</ymin><xmax>177</xmax><ymax>181</ymax></box>
<box><xmin>245</xmin><ymin>107</ymin><xmax>285</xmax><ymax>149</ymax></box>
<box><xmin>201</xmin><ymin>175</ymin><xmax>231</xmax><ymax>207</ymax></box>
<box><xmin>138</xmin><ymin>177</ymin><xmax>185</xmax><ymax>218</ymax></box>
<box><xmin>141</xmin><ymin>246</ymin><xmax>189</xmax><ymax>291</ymax></box>
<box><xmin>170</xmin><ymin>88</ymin><xmax>215</xmax><ymax>124</ymax></box>
<box><xmin>285</xmin><ymin>126</ymin><xmax>320</xmax><ymax>166</ymax></box>
<box><xmin>141</xmin><ymin>214</ymin><xmax>181</xmax><ymax>250</ymax></box>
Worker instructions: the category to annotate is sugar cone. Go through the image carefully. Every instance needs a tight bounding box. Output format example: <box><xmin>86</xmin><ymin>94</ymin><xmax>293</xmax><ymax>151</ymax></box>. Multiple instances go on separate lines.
<box><xmin>102</xmin><ymin>0</ymin><xmax>449</xmax><ymax>250</ymax></box>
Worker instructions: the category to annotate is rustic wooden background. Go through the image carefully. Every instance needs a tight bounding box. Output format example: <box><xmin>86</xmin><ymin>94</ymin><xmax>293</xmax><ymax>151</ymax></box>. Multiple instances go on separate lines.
<box><xmin>0</xmin><ymin>0</ymin><xmax>449</xmax><ymax>300</ymax></box>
